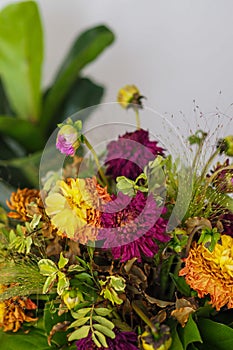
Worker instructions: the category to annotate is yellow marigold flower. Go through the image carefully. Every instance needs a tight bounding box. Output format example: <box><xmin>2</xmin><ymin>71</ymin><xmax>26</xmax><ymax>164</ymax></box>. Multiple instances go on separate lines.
<box><xmin>117</xmin><ymin>84</ymin><xmax>143</xmax><ymax>109</ymax></box>
<box><xmin>45</xmin><ymin>177</ymin><xmax>111</xmax><ymax>244</ymax></box>
<box><xmin>179</xmin><ymin>235</ymin><xmax>233</xmax><ymax>311</ymax></box>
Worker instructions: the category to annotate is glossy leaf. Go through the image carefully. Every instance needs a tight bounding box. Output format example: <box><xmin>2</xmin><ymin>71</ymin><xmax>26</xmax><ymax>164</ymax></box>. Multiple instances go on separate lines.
<box><xmin>41</xmin><ymin>25</ymin><xmax>114</xmax><ymax>128</ymax></box>
<box><xmin>57</xmin><ymin>271</ymin><xmax>69</xmax><ymax>295</ymax></box>
<box><xmin>0</xmin><ymin>180</ymin><xmax>15</xmax><ymax>209</ymax></box>
<box><xmin>0</xmin><ymin>1</ymin><xmax>43</xmax><ymax>121</ymax></box>
<box><xmin>58</xmin><ymin>252</ymin><xmax>69</xmax><ymax>269</ymax></box>
<box><xmin>168</xmin><ymin>320</ymin><xmax>184</xmax><ymax>350</ymax></box>
<box><xmin>38</xmin><ymin>259</ymin><xmax>58</xmax><ymax>276</ymax></box>
<box><xmin>0</xmin><ymin>150</ymin><xmax>42</xmax><ymax>187</ymax></box>
<box><xmin>51</xmin><ymin>77</ymin><xmax>104</xmax><ymax>128</ymax></box>
<box><xmin>178</xmin><ymin>316</ymin><xmax>202</xmax><ymax>349</ymax></box>
<box><xmin>0</xmin><ymin>116</ymin><xmax>44</xmax><ymax>152</ymax></box>
<box><xmin>0</xmin><ymin>328</ymin><xmax>56</xmax><ymax>350</ymax></box>
<box><xmin>197</xmin><ymin>318</ymin><xmax>233</xmax><ymax>350</ymax></box>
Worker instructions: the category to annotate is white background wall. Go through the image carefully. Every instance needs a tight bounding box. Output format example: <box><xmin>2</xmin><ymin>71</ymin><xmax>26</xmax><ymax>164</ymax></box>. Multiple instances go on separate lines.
<box><xmin>1</xmin><ymin>0</ymin><xmax>233</xmax><ymax>135</ymax></box>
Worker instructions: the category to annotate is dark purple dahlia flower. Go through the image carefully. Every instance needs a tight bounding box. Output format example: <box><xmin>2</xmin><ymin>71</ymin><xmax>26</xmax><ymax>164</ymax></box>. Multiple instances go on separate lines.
<box><xmin>76</xmin><ymin>329</ymin><xmax>138</xmax><ymax>350</ymax></box>
<box><xmin>220</xmin><ymin>211</ymin><xmax>233</xmax><ymax>237</ymax></box>
<box><xmin>98</xmin><ymin>191</ymin><xmax>170</xmax><ymax>262</ymax></box>
<box><xmin>105</xmin><ymin>129</ymin><xmax>164</xmax><ymax>180</ymax></box>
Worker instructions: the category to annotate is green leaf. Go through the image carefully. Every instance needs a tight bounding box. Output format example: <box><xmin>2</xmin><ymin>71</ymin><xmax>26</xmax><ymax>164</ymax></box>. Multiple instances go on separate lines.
<box><xmin>94</xmin><ymin>308</ymin><xmax>112</xmax><ymax>317</ymax></box>
<box><xmin>0</xmin><ymin>327</ymin><xmax>57</xmax><ymax>350</ymax></box>
<box><xmin>178</xmin><ymin>316</ymin><xmax>202</xmax><ymax>350</ymax></box>
<box><xmin>0</xmin><ymin>180</ymin><xmax>15</xmax><ymax>210</ymax></box>
<box><xmin>169</xmin><ymin>273</ymin><xmax>191</xmax><ymax>297</ymax></box>
<box><xmin>0</xmin><ymin>116</ymin><xmax>44</xmax><ymax>152</ymax></box>
<box><xmin>38</xmin><ymin>259</ymin><xmax>58</xmax><ymax>276</ymax></box>
<box><xmin>57</xmin><ymin>271</ymin><xmax>69</xmax><ymax>295</ymax></box>
<box><xmin>168</xmin><ymin>320</ymin><xmax>184</xmax><ymax>350</ymax></box>
<box><xmin>69</xmin><ymin>316</ymin><xmax>90</xmax><ymax>329</ymax></box>
<box><xmin>58</xmin><ymin>252</ymin><xmax>69</xmax><ymax>269</ymax></box>
<box><xmin>93</xmin><ymin>324</ymin><xmax>115</xmax><ymax>339</ymax></box>
<box><xmin>94</xmin><ymin>330</ymin><xmax>108</xmax><ymax>348</ymax></box>
<box><xmin>0</xmin><ymin>1</ymin><xmax>43</xmax><ymax>121</ymax></box>
<box><xmin>68</xmin><ymin>325</ymin><xmax>90</xmax><ymax>341</ymax></box>
<box><xmin>42</xmin><ymin>274</ymin><xmax>57</xmax><ymax>294</ymax></box>
<box><xmin>197</xmin><ymin>318</ymin><xmax>233</xmax><ymax>350</ymax></box>
<box><xmin>92</xmin><ymin>316</ymin><xmax>115</xmax><ymax>330</ymax></box>
<box><xmin>41</xmin><ymin>25</ymin><xmax>114</xmax><ymax>129</ymax></box>
<box><xmin>0</xmin><ymin>151</ymin><xmax>42</xmax><ymax>187</ymax></box>
<box><xmin>51</xmin><ymin>77</ymin><xmax>104</xmax><ymax>128</ymax></box>
<box><xmin>71</xmin><ymin>307</ymin><xmax>92</xmax><ymax>318</ymax></box>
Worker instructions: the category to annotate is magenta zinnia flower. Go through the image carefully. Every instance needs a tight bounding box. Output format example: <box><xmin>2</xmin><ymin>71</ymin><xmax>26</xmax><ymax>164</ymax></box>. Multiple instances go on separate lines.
<box><xmin>76</xmin><ymin>329</ymin><xmax>138</xmax><ymax>350</ymax></box>
<box><xmin>105</xmin><ymin>129</ymin><xmax>164</xmax><ymax>180</ymax></box>
<box><xmin>98</xmin><ymin>191</ymin><xmax>170</xmax><ymax>262</ymax></box>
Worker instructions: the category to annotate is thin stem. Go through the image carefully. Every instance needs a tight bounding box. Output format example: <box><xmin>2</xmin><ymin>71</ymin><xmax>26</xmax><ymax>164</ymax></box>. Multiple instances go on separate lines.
<box><xmin>132</xmin><ymin>301</ymin><xmax>158</xmax><ymax>337</ymax></box>
<box><xmin>83</xmin><ymin>136</ymin><xmax>109</xmax><ymax>188</ymax></box>
<box><xmin>199</xmin><ymin>149</ymin><xmax>220</xmax><ymax>182</ymax></box>
<box><xmin>135</xmin><ymin>108</ymin><xmax>141</xmax><ymax>130</ymax></box>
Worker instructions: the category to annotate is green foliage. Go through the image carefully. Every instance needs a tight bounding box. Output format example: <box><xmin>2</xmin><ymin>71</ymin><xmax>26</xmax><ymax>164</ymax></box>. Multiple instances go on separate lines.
<box><xmin>68</xmin><ymin>306</ymin><xmax>115</xmax><ymax>347</ymax></box>
<box><xmin>0</xmin><ymin>1</ymin><xmax>43</xmax><ymax>121</ymax></box>
<box><xmin>38</xmin><ymin>253</ymin><xmax>69</xmax><ymax>295</ymax></box>
<box><xmin>169</xmin><ymin>316</ymin><xmax>202</xmax><ymax>350</ymax></box>
<box><xmin>197</xmin><ymin>318</ymin><xmax>233</xmax><ymax>350</ymax></box>
<box><xmin>99</xmin><ymin>275</ymin><xmax>126</xmax><ymax>305</ymax></box>
<box><xmin>0</xmin><ymin>328</ymin><xmax>57</xmax><ymax>350</ymax></box>
<box><xmin>0</xmin><ymin>1</ymin><xmax>115</xmax><ymax>190</ymax></box>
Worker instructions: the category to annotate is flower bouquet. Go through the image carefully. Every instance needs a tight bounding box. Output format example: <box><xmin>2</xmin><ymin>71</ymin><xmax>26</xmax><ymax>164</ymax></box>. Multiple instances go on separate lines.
<box><xmin>0</xmin><ymin>85</ymin><xmax>233</xmax><ymax>350</ymax></box>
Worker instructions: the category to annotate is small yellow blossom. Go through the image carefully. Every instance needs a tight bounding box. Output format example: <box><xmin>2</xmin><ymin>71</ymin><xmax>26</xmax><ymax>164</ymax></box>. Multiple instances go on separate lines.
<box><xmin>179</xmin><ymin>235</ymin><xmax>233</xmax><ymax>310</ymax></box>
<box><xmin>117</xmin><ymin>85</ymin><xmax>143</xmax><ymax>109</ymax></box>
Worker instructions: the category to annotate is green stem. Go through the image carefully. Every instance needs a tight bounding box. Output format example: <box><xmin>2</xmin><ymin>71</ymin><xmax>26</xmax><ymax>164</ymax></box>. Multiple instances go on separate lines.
<box><xmin>199</xmin><ymin>149</ymin><xmax>220</xmax><ymax>182</ymax></box>
<box><xmin>168</xmin><ymin>259</ymin><xmax>182</xmax><ymax>299</ymax></box>
<box><xmin>135</xmin><ymin>108</ymin><xmax>140</xmax><ymax>130</ymax></box>
<box><xmin>83</xmin><ymin>136</ymin><xmax>109</xmax><ymax>188</ymax></box>
<box><xmin>132</xmin><ymin>301</ymin><xmax>158</xmax><ymax>337</ymax></box>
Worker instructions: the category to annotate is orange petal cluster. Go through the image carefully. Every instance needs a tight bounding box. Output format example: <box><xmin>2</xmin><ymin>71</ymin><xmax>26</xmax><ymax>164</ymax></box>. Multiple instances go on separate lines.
<box><xmin>73</xmin><ymin>177</ymin><xmax>112</xmax><ymax>243</ymax></box>
<box><xmin>0</xmin><ymin>296</ymin><xmax>37</xmax><ymax>332</ymax></box>
<box><xmin>7</xmin><ymin>188</ymin><xmax>41</xmax><ymax>221</ymax></box>
<box><xmin>179</xmin><ymin>235</ymin><xmax>233</xmax><ymax>311</ymax></box>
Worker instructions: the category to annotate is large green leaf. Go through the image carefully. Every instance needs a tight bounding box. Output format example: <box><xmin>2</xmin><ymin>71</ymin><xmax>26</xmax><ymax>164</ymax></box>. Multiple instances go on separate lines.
<box><xmin>0</xmin><ymin>180</ymin><xmax>15</xmax><ymax>209</ymax></box>
<box><xmin>41</xmin><ymin>25</ymin><xmax>114</xmax><ymax>129</ymax></box>
<box><xmin>178</xmin><ymin>316</ymin><xmax>202</xmax><ymax>350</ymax></box>
<box><xmin>55</xmin><ymin>77</ymin><xmax>104</xmax><ymax>126</ymax></box>
<box><xmin>197</xmin><ymin>318</ymin><xmax>233</xmax><ymax>350</ymax></box>
<box><xmin>0</xmin><ymin>151</ymin><xmax>42</xmax><ymax>187</ymax></box>
<box><xmin>0</xmin><ymin>328</ymin><xmax>57</xmax><ymax>350</ymax></box>
<box><xmin>0</xmin><ymin>116</ymin><xmax>45</xmax><ymax>152</ymax></box>
<box><xmin>0</xmin><ymin>1</ymin><xmax>43</xmax><ymax>121</ymax></box>
<box><xmin>0</xmin><ymin>79</ymin><xmax>13</xmax><ymax>115</ymax></box>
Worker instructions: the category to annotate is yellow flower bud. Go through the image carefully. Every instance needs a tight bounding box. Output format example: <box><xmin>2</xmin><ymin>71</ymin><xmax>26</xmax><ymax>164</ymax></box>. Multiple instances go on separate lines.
<box><xmin>117</xmin><ymin>85</ymin><xmax>143</xmax><ymax>109</ymax></box>
<box><xmin>140</xmin><ymin>325</ymin><xmax>172</xmax><ymax>350</ymax></box>
<box><xmin>218</xmin><ymin>136</ymin><xmax>233</xmax><ymax>157</ymax></box>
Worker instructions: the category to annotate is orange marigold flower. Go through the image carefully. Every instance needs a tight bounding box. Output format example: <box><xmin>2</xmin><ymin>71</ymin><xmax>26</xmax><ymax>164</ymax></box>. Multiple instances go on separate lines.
<box><xmin>179</xmin><ymin>235</ymin><xmax>233</xmax><ymax>311</ymax></box>
<box><xmin>0</xmin><ymin>295</ymin><xmax>37</xmax><ymax>332</ymax></box>
<box><xmin>6</xmin><ymin>188</ymin><xmax>41</xmax><ymax>221</ymax></box>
